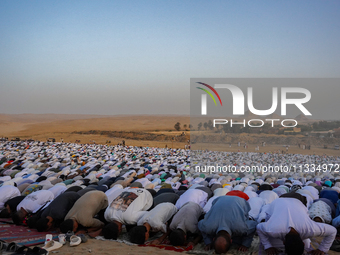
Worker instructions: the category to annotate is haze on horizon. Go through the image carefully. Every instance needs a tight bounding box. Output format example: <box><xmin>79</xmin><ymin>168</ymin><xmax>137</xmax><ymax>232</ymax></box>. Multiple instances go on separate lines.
<box><xmin>1</xmin><ymin>0</ymin><xmax>340</xmax><ymax>118</ymax></box>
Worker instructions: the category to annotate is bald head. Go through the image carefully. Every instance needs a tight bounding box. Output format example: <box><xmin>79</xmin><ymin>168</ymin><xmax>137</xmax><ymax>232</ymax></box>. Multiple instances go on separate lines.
<box><xmin>214</xmin><ymin>233</ymin><xmax>231</xmax><ymax>254</ymax></box>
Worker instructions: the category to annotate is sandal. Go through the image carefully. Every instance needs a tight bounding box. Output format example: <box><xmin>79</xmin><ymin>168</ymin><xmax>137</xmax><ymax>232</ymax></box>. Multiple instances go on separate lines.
<box><xmin>77</xmin><ymin>234</ymin><xmax>88</xmax><ymax>243</ymax></box>
<box><xmin>26</xmin><ymin>247</ymin><xmax>48</xmax><ymax>255</ymax></box>
<box><xmin>6</xmin><ymin>242</ymin><xmax>19</xmax><ymax>252</ymax></box>
<box><xmin>11</xmin><ymin>245</ymin><xmax>32</xmax><ymax>254</ymax></box>
<box><xmin>0</xmin><ymin>239</ymin><xmax>8</xmax><ymax>251</ymax></box>
<box><xmin>65</xmin><ymin>230</ymin><xmax>75</xmax><ymax>242</ymax></box>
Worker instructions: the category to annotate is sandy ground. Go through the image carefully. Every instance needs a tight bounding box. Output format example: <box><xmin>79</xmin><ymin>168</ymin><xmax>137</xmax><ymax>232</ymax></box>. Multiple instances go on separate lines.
<box><xmin>0</xmin><ymin>114</ymin><xmax>190</xmax><ymax>148</ymax></box>
<box><xmin>47</xmin><ymin>239</ymin><xmax>181</xmax><ymax>255</ymax></box>
<box><xmin>40</xmin><ymin>236</ymin><xmax>339</xmax><ymax>255</ymax></box>
<box><xmin>0</xmin><ymin>114</ymin><xmax>339</xmax><ymax>156</ymax></box>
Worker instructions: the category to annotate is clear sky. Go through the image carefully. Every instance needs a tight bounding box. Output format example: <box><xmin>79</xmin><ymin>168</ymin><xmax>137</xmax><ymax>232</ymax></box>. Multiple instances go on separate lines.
<box><xmin>0</xmin><ymin>0</ymin><xmax>339</xmax><ymax>115</ymax></box>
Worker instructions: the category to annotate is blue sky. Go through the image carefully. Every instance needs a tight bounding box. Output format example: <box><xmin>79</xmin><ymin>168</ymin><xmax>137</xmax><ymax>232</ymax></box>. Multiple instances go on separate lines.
<box><xmin>0</xmin><ymin>0</ymin><xmax>339</xmax><ymax>115</ymax></box>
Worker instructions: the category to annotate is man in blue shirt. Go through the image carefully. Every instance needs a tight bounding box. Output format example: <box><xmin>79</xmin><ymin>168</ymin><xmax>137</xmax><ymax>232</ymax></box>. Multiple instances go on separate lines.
<box><xmin>198</xmin><ymin>196</ymin><xmax>257</xmax><ymax>253</ymax></box>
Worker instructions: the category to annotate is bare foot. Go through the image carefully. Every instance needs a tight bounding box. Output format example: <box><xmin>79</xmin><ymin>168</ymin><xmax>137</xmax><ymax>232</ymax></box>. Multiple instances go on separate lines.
<box><xmin>88</xmin><ymin>229</ymin><xmax>102</xmax><ymax>238</ymax></box>
<box><xmin>150</xmin><ymin>239</ymin><xmax>161</xmax><ymax>245</ymax></box>
<box><xmin>75</xmin><ymin>230</ymin><xmax>86</xmax><ymax>235</ymax></box>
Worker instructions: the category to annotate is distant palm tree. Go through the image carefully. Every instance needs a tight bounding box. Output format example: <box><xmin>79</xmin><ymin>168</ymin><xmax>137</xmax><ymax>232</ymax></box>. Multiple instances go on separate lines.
<box><xmin>208</xmin><ymin>120</ymin><xmax>214</xmax><ymax>130</ymax></box>
<box><xmin>174</xmin><ymin>122</ymin><xmax>181</xmax><ymax>131</ymax></box>
<box><xmin>204</xmin><ymin>122</ymin><xmax>208</xmax><ymax>130</ymax></box>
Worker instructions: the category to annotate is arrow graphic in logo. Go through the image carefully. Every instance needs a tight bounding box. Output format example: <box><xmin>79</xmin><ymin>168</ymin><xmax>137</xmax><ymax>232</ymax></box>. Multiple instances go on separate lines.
<box><xmin>196</xmin><ymin>82</ymin><xmax>223</xmax><ymax>106</ymax></box>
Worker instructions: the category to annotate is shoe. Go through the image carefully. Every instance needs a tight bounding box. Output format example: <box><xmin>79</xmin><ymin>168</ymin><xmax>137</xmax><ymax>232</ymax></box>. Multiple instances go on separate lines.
<box><xmin>44</xmin><ymin>234</ymin><xmax>52</xmax><ymax>245</ymax></box>
<box><xmin>70</xmin><ymin>235</ymin><xmax>81</xmax><ymax>247</ymax></box>
<box><xmin>26</xmin><ymin>247</ymin><xmax>48</xmax><ymax>255</ymax></box>
<box><xmin>58</xmin><ymin>234</ymin><xmax>66</xmax><ymax>245</ymax></box>
<box><xmin>11</xmin><ymin>245</ymin><xmax>32</xmax><ymax>254</ymax></box>
<box><xmin>77</xmin><ymin>234</ymin><xmax>88</xmax><ymax>243</ymax></box>
<box><xmin>42</xmin><ymin>240</ymin><xmax>63</xmax><ymax>252</ymax></box>
<box><xmin>6</xmin><ymin>242</ymin><xmax>19</xmax><ymax>252</ymax></box>
<box><xmin>65</xmin><ymin>231</ymin><xmax>74</xmax><ymax>242</ymax></box>
<box><xmin>0</xmin><ymin>239</ymin><xmax>8</xmax><ymax>251</ymax></box>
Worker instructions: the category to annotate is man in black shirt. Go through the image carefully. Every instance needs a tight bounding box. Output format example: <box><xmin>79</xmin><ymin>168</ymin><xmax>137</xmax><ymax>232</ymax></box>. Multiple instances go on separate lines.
<box><xmin>35</xmin><ymin>192</ymin><xmax>80</xmax><ymax>232</ymax></box>
<box><xmin>0</xmin><ymin>196</ymin><xmax>25</xmax><ymax>217</ymax></box>
<box><xmin>152</xmin><ymin>193</ymin><xmax>180</xmax><ymax>209</ymax></box>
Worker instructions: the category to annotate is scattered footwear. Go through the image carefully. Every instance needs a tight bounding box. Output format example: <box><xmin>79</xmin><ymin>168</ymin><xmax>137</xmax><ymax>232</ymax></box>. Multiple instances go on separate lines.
<box><xmin>77</xmin><ymin>234</ymin><xmax>88</xmax><ymax>243</ymax></box>
<box><xmin>42</xmin><ymin>240</ymin><xmax>63</xmax><ymax>252</ymax></box>
<box><xmin>0</xmin><ymin>239</ymin><xmax>8</xmax><ymax>251</ymax></box>
<box><xmin>26</xmin><ymin>247</ymin><xmax>48</xmax><ymax>255</ymax></box>
<box><xmin>6</xmin><ymin>242</ymin><xmax>19</xmax><ymax>252</ymax></box>
<box><xmin>11</xmin><ymin>245</ymin><xmax>32</xmax><ymax>254</ymax></box>
<box><xmin>65</xmin><ymin>231</ymin><xmax>74</xmax><ymax>242</ymax></box>
<box><xmin>70</xmin><ymin>235</ymin><xmax>81</xmax><ymax>247</ymax></box>
<box><xmin>58</xmin><ymin>234</ymin><xmax>66</xmax><ymax>245</ymax></box>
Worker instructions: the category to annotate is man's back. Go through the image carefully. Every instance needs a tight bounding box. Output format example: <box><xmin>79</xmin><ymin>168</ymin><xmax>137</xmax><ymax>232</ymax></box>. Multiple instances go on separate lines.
<box><xmin>104</xmin><ymin>188</ymin><xmax>153</xmax><ymax>225</ymax></box>
<box><xmin>153</xmin><ymin>193</ymin><xmax>179</xmax><ymax>208</ymax></box>
<box><xmin>137</xmin><ymin>202</ymin><xmax>178</xmax><ymax>233</ymax></box>
<box><xmin>175</xmin><ymin>189</ymin><xmax>208</xmax><ymax>209</ymax></box>
<box><xmin>257</xmin><ymin>198</ymin><xmax>309</xmax><ymax>240</ymax></box>
<box><xmin>65</xmin><ymin>190</ymin><xmax>108</xmax><ymax>227</ymax></box>
<box><xmin>17</xmin><ymin>190</ymin><xmax>54</xmax><ymax>213</ymax></box>
<box><xmin>198</xmin><ymin>196</ymin><xmax>251</xmax><ymax>244</ymax></box>
<box><xmin>0</xmin><ymin>185</ymin><xmax>20</xmax><ymax>209</ymax></box>
<box><xmin>257</xmin><ymin>198</ymin><xmax>337</xmax><ymax>253</ymax></box>
<box><xmin>42</xmin><ymin>191</ymin><xmax>80</xmax><ymax>220</ymax></box>
<box><xmin>170</xmin><ymin>201</ymin><xmax>203</xmax><ymax>234</ymax></box>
